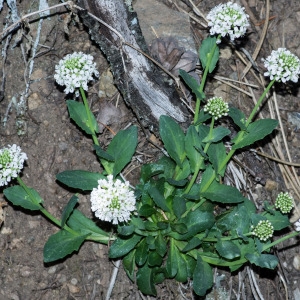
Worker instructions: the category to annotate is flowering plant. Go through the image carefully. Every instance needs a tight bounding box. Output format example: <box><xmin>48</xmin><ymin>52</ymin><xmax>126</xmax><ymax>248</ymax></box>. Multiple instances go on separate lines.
<box><xmin>3</xmin><ymin>2</ymin><xmax>300</xmax><ymax>298</ymax></box>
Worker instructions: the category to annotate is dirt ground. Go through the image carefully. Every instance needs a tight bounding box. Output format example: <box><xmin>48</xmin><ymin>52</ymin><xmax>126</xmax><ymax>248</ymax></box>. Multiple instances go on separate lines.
<box><xmin>0</xmin><ymin>0</ymin><xmax>300</xmax><ymax>299</ymax></box>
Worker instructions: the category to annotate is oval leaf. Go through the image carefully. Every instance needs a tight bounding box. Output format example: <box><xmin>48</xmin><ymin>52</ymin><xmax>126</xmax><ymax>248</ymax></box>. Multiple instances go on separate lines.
<box><xmin>44</xmin><ymin>230</ymin><xmax>88</xmax><ymax>263</ymax></box>
<box><xmin>216</xmin><ymin>240</ymin><xmax>241</xmax><ymax>260</ymax></box>
<box><xmin>193</xmin><ymin>255</ymin><xmax>213</xmax><ymax>296</ymax></box>
<box><xmin>109</xmin><ymin>234</ymin><xmax>142</xmax><ymax>259</ymax></box>
<box><xmin>56</xmin><ymin>170</ymin><xmax>104</xmax><ymax>191</ymax></box>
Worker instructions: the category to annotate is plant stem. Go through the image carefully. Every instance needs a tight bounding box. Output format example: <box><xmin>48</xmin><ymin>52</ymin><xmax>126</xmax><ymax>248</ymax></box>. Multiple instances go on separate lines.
<box><xmin>262</xmin><ymin>230</ymin><xmax>300</xmax><ymax>252</ymax></box>
<box><xmin>79</xmin><ymin>86</ymin><xmax>99</xmax><ymax>146</ymax></box>
<box><xmin>17</xmin><ymin>177</ymin><xmax>79</xmax><ymax>236</ymax></box>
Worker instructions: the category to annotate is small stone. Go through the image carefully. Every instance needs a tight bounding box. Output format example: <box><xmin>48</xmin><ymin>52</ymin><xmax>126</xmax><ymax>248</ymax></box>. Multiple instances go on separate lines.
<box><xmin>265</xmin><ymin>179</ymin><xmax>279</xmax><ymax>191</ymax></box>
<box><xmin>293</xmin><ymin>254</ymin><xmax>300</xmax><ymax>270</ymax></box>
<box><xmin>48</xmin><ymin>266</ymin><xmax>57</xmax><ymax>274</ymax></box>
<box><xmin>67</xmin><ymin>283</ymin><xmax>80</xmax><ymax>294</ymax></box>
<box><xmin>28</xmin><ymin>92</ymin><xmax>42</xmax><ymax>110</ymax></box>
<box><xmin>70</xmin><ymin>278</ymin><xmax>78</xmax><ymax>285</ymax></box>
<box><xmin>20</xmin><ymin>266</ymin><xmax>31</xmax><ymax>277</ymax></box>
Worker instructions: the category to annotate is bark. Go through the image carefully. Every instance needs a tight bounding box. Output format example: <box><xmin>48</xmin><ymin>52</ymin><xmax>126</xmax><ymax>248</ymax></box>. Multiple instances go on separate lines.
<box><xmin>76</xmin><ymin>0</ymin><xmax>189</xmax><ymax>134</ymax></box>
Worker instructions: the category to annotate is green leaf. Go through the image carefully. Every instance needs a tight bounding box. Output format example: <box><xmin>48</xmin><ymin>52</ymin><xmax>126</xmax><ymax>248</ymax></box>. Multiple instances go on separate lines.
<box><xmin>109</xmin><ymin>234</ymin><xmax>142</xmax><ymax>259</ymax></box>
<box><xmin>159</xmin><ymin>115</ymin><xmax>186</xmax><ymax>167</ymax></box>
<box><xmin>4</xmin><ymin>185</ymin><xmax>43</xmax><ymax>211</ymax></box>
<box><xmin>148</xmin><ymin>251</ymin><xmax>163</xmax><ymax>267</ymax></box>
<box><xmin>179</xmin><ymin>69</ymin><xmax>205</xmax><ymax>101</ymax></box>
<box><xmin>182</xmin><ymin>237</ymin><xmax>202</xmax><ymax>252</ymax></box>
<box><xmin>123</xmin><ymin>250</ymin><xmax>136</xmax><ymax>282</ymax></box>
<box><xmin>201</xmin><ymin>180</ymin><xmax>246</xmax><ymax>204</ymax></box>
<box><xmin>56</xmin><ymin>170</ymin><xmax>104</xmax><ymax>191</ymax></box>
<box><xmin>94</xmin><ymin>145</ymin><xmax>114</xmax><ymax>161</ymax></box>
<box><xmin>171</xmin><ymin>209</ymin><xmax>214</xmax><ymax>240</ymax></box>
<box><xmin>245</xmin><ymin>253</ymin><xmax>278</xmax><ymax>269</ymax></box>
<box><xmin>139</xmin><ymin>204</ymin><xmax>157</xmax><ymax>217</ymax></box>
<box><xmin>67</xmin><ymin>100</ymin><xmax>99</xmax><ymax>134</ymax></box>
<box><xmin>117</xmin><ymin>224</ymin><xmax>135</xmax><ymax>236</ymax></box>
<box><xmin>173</xmin><ymin>196</ymin><xmax>186</xmax><ymax>219</ymax></box>
<box><xmin>207</xmin><ymin>142</ymin><xmax>227</xmax><ymax>176</ymax></box>
<box><xmin>232</xmin><ymin>119</ymin><xmax>278</xmax><ymax>150</ymax></box>
<box><xmin>228</xmin><ymin>106</ymin><xmax>247</xmax><ymax>130</ymax></box>
<box><xmin>135</xmin><ymin>239</ymin><xmax>149</xmax><ymax>266</ymax></box>
<box><xmin>265</xmin><ymin>210</ymin><xmax>290</xmax><ymax>230</ymax></box>
<box><xmin>102</xmin><ymin>126</ymin><xmax>138</xmax><ymax>177</ymax></box>
<box><xmin>194</xmin><ymin>109</ymin><xmax>211</xmax><ymax>125</ymax></box>
<box><xmin>44</xmin><ymin>230</ymin><xmax>88</xmax><ymax>263</ymax></box>
<box><xmin>199</xmin><ymin>36</ymin><xmax>219</xmax><ymax>73</ymax></box>
<box><xmin>148</xmin><ymin>186</ymin><xmax>170</xmax><ymax>212</ymax></box>
<box><xmin>166</xmin><ymin>178</ymin><xmax>188</xmax><ymax>187</ymax></box>
<box><xmin>175</xmin><ymin>252</ymin><xmax>188</xmax><ymax>282</ymax></box>
<box><xmin>67</xmin><ymin>209</ymin><xmax>109</xmax><ymax>243</ymax></box>
<box><xmin>136</xmin><ymin>263</ymin><xmax>157</xmax><ymax>296</ymax></box>
<box><xmin>155</xmin><ymin>234</ymin><xmax>167</xmax><ymax>257</ymax></box>
<box><xmin>166</xmin><ymin>239</ymin><xmax>178</xmax><ymax>278</ymax></box>
<box><xmin>193</xmin><ymin>255</ymin><xmax>213</xmax><ymax>296</ymax></box>
<box><xmin>61</xmin><ymin>195</ymin><xmax>78</xmax><ymax>227</ymax></box>
<box><xmin>216</xmin><ymin>240</ymin><xmax>241</xmax><ymax>260</ymax></box>
<box><xmin>202</xmin><ymin>127</ymin><xmax>231</xmax><ymax>143</ymax></box>
<box><xmin>185</xmin><ymin>126</ymin><xmax>204</xmax><ymax>173</ymax></box>
<box><xmin>140</xmin><ymin>163</ymin><xmax>164</xmax><ymax>183</ymax></box>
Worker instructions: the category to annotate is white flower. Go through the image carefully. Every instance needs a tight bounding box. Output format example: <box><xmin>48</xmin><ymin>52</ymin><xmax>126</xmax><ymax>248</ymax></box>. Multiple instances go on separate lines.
<box><xmin>263</xmin><ymin>48</ymin><xmax>300</xmax><ymax>83</ymax></box>
<box><xmin>295</xmin><ymin>219</ymin><xmax>300</xmax><ymax>232</ymax></box>
<box><xmin>54</xmin><ymin>52</ymin><xmax>99</xmax><ymax>95</ymax></box>
<box><xmin>90</xmin><ymin>175</ymin><xmax>136</xmax><ymax>225</ymax></box>
<box><xmin>207</xmin><ymin>2</ymin><xmax>249</xmax><ymax>43</ymax></box>
<box><xmin>204</xmin><ymin>96</ymin><xmax>229</xmax><ymax>119</ymax></box>
<box><xmin>0</xmin><ymin>144</ymin><xmax>27</xmax><ymax>186</ymax></box>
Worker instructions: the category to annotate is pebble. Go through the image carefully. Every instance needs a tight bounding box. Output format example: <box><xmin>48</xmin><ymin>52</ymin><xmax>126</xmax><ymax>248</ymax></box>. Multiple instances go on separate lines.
<box><xmin>67</xmin><ymin>283</ymin><xmax>80</xmax><ymax>294</ymax></box>
<box><xmin>265</xmin><ymin>179</ymin><xmax>279</xmax><ymax>191</ymax></box>
<box><xmin>292</xmin><ymin>254</ymin><xmax>300</xmax><ymax>270</ymax></box>
<box><xmin>48</xmin><ymin>266</ymin><xmax>57</xmax><ymax>274</ymax></box>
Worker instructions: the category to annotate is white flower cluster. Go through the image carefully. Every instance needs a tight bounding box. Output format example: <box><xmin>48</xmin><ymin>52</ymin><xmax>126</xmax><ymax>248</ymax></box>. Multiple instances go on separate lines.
<box><xmin>295</xmin><ymin>219</ymin><xmax>300</xmax><ymax>232</ymax></box>
<box><xmin>0</xmin><ymin>144</ymin><xmax>27</xmax><ymax>186</ymax></box>
<box><xmin>90</xmin><ymin>175</ymin><xmax>136</xmax><ymax>225</ymax></box>
<box><xmin>207</xmin><ymin>2</ymin><xmax>249</xmax><ymax>43</ymax></box>
<box><xmin>54</xmin><ymin>52</ymin><xmax>99</xmax><ymax>95</ymax></box>
<box><xmin>204</xmin><ymin>97</ymin><xmax>229</xmax><ymax>119</ymax></box>
<box><xmin>263</xmin><ymin>48</ymin><xmax>300</xmax><ymax>83</ymax></box>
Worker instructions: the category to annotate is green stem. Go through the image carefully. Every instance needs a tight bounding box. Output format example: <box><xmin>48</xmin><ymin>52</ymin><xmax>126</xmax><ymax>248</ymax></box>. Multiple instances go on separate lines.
<box><xmin>17</xmin><ymin>177</ymin><xmax>79</xmax><ymax>236</ymax></box>
<box><xmin>79</xmin><ymin>87</ymin><xmax>99</xmax><ymax>146</ymax></box>
<box><xmin>262</xmin><ymin>230</ymin><xmax>300</xmax><ymax>252</ymax></box>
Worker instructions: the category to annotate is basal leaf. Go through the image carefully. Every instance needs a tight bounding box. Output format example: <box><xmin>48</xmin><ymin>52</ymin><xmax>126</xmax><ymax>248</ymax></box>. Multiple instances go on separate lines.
<box><xmin>216</xmin><ymin>240</ymin><xmax>241</xmax><ymax>260</ymax></box>
<box><xmin>56</xmin><ymin>170</ymin><xmax>104</xmax><ymax>191</ymax></box>
<box><xmin>109</xmin><ymin>234</ymin><xmax>142</xmax><ymax>259</ymax></box>
<box><xmin>232</xmin><ymin>119</ymin><xmax>278</xmax><ymax>150</ymax></box>
<box><xmin>102</xmin><ymin>126</ymin><xmax>138</xmax><ymax>177</ymax></box>
<box><xmin>155</xmin><ymin>234</ymin><xmax>167</xmax><ymax>257</ymax></box>
<box><xmin>201</xmin><ymin>180</ymin><xmax>246</xmax><ymax>204</ymax></box>
<box><xmin>148</xmin><ymin>186</ymin><xmax>170</xmax><ymax>212</ymax></box>
<box><xmin>44</xmin><ymin>230</ymin><xmax>88</xmax><ymax>263</ymax></box>
<box><xmin>136</xmin><ymin>263</ymin><xmax>157</xmax><ymax>296</ymax></box>
<box><xmin>193</xmin><ymin>255</ymin><xmax>213</xmax><ymax>296</ymax></box>
<box><xmin>245</xmin><ymin>253</ymin><xmax>278</xmax><ymax>269</ymax></box>
<box><xmin>123</xmin><ymin>250</ymin><xmax>136</xmax><ymax>282</ymax></box>
<box><xmin>159</xmin><ymin>115</ymin><xmax>186</xmax><ymax>167</ymax></box>
<box><xmin>148</xmin><ymin>251</ymin><xmax>163</xmax><ymax>267</ymax></box>
<box><xmin>67</xmin><ymin>100</ymin><xmax>99</xmax><ymax>134</ymax></box>
<box><xmin>4</xmin><ymin>185</ymin><xmax>42</xmax><ymax>211</ymax></box>
<box><xmin>199</xmin><ymin>36</ymin><xmax>219</xmax><ymax>73</ymax></box>
<box><xmin>135</xmin><ymin>238</ymin><xmax>149</xmax><ymax>266</ymax></box>
<box><xmin>166</xmin><ymin>239</ymin><xmax>178</xmax><ymax>278</ymax></box>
